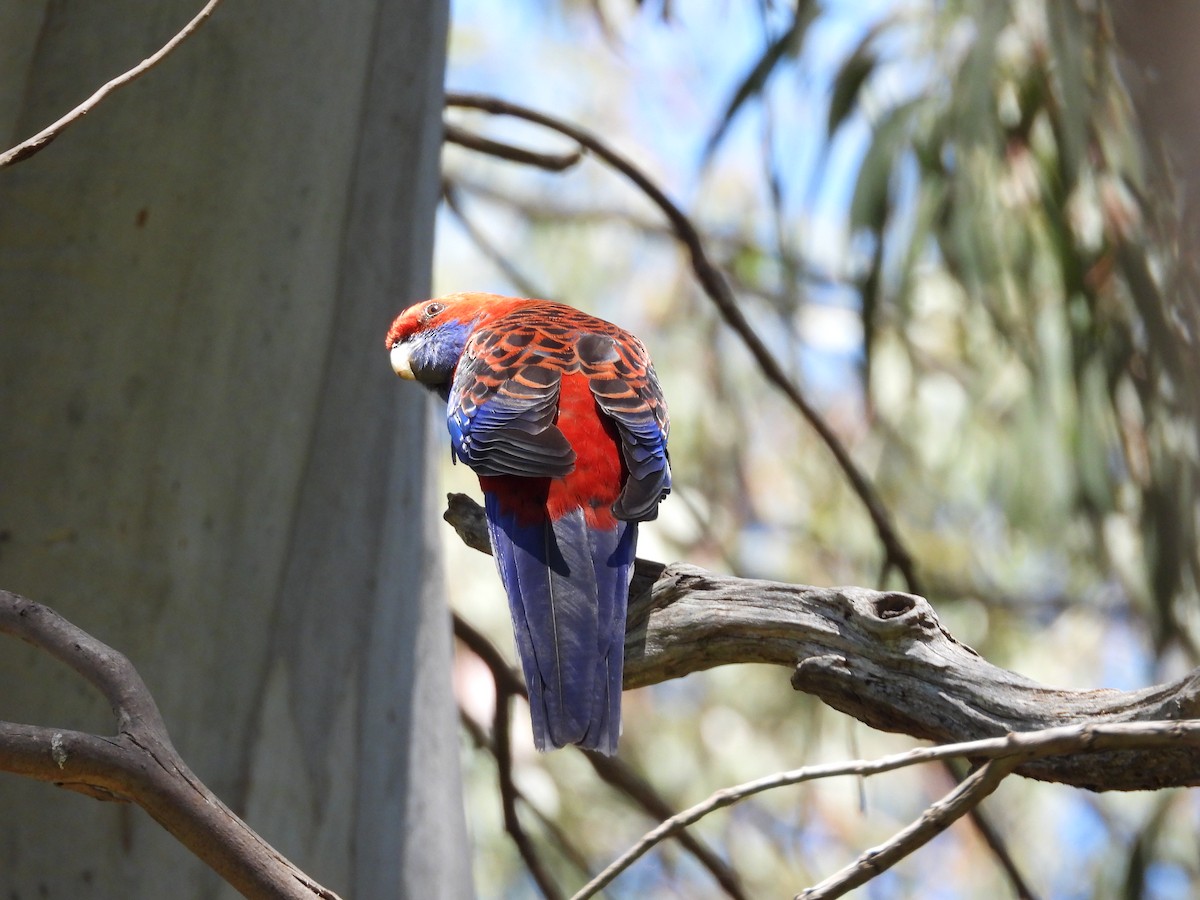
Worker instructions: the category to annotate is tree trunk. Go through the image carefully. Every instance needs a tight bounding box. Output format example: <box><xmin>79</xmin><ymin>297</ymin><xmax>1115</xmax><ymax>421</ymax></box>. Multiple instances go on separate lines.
<box><xmin>1112</xmin><ymin>0</ymin><xmax>1200</xmax><ymax>250</ymax></box>
<box><xmin>0</xmin><ymin>2</ymin><xmax>469</xmax><ymax>898</ymax></box>
<box><xmin>1111</xmin><ymin>0</ymin><xmax>1200</xmax><ymax>650</ymax></box>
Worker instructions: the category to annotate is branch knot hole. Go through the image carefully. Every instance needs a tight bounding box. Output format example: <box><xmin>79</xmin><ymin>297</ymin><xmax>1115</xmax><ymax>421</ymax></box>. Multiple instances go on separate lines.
<box><xmin>875</xmin><ymin>593</ymin><xmax>917</xmax><ymax>620</ymax></box>
<box><xmin>848</xmin><ymin>589</ymin><xmax>936</xmax><ymax>639</ymax></box>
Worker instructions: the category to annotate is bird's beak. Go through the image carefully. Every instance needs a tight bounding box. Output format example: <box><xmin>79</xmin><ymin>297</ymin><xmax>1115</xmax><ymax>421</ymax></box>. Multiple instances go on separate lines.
<box><xmin>390</xmin><ymin>341</ymin><xmax>416</xmax><ymax>380</ymax></box>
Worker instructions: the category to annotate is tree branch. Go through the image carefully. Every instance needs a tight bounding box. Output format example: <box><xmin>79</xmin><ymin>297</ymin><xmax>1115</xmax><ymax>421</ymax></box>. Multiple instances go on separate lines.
<box><xmin>444</xmin><ymin>124</ymin><xmax>584</xmax><ymax>172</ymax></box>
<box><xmin>573</xmin><ymin>721</ymin><xmax>1200</xmax><ymax>899</ymax></box>
<box><xmin>458</xmin><ymin>710</ymin><xmax>596</xmax><ymax>875</ymax></box>
<box><xmin>442</xmin><ymin>91</ymin><xmax>922</xmax><ymax>595</ymax></box>
<box><xmin>444</xmin><ymin>493</ymin><xmax>1200</xmax><ymax>792</ymax></box>
<box><xmin>796</xmin><ymin>759</ymin><xmax>1018</xmax><ymax>900</ymax></box>
<box><xmin>0</xmin><ymin>591</ymin><xmax>342</xmax><ymax>900</ymax></box>
<box><xmin>451</xmin><ymin>610</ymin><xmax>748</xmax><ymax>899</ymax></box>
<box><xmin>0</xmin><ymin>0</ymin><xmax>224</xmax><ymax>168</ymax></box>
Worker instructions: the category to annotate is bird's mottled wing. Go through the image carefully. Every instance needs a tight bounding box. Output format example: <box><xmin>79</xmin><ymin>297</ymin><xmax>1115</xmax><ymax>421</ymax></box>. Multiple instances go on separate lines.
<box><xmin>577</xmin><ymin>329</ymin><xmax>671</xmax><ymax>522</ymax></box>
<box><xmin>447</xmin><ymin>318</ymin><xmax>579</xmax><ymax>478</ymax></box>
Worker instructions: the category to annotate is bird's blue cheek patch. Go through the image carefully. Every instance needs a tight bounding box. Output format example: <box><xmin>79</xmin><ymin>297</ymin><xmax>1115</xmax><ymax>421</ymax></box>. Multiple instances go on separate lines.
<box><xmin>412</xmin><ymin>319</ymin><xmax>476</xmax><ymax>383</ymax></box>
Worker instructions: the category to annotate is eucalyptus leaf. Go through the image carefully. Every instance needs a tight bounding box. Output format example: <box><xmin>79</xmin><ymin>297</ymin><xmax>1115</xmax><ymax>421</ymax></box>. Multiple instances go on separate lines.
<box><xmin>702</xmin><ymin>1</ymin><xmax>817</xmax><ymax>164</ymax></box>
<box><xmin>849</xmin><ymin>100</ymin><xmax>919</xmax><ymax>234</ymax></box>
<box><xmin>827</xmin><ymin>44</ymin><xmax>877</xmax><ymax>138</ymax></box>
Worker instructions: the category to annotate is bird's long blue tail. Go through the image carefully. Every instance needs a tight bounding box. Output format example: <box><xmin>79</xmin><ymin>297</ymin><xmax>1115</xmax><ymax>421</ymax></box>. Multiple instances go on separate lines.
<box><xmin>485</xmin><ymin>494</ymin><xmax>635</xmax><ymax>755</ymax></box>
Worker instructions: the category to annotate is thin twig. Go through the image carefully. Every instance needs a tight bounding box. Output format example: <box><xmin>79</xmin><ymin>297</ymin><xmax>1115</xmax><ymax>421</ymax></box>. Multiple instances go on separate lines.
<box><xmin>445</xmin><ymin>123</ymin><xmax>584</xmax><ymax>172</ymax></box>
<box><xmin>452</xmin><ymin>611</ymin><xmax>746</xmax><ymax>897</ymax></box>
<box><xmin>570</xmin><ymin>721</ymin><xmax>1200</xmax><ymax>899</ymax></box>
<box><xmin>454</xmin><ymin>613</ymin><xmax>566</xmax><ymax>897</ymax></box>
<box><xmin>796</xmin><ymin>759</ymin><xmax>1018</xmax><ymax>900</ymax></box>
<box><xmin>452</xmin><ymin>612</ymin><xmax>525</xmax><ymax>695</ymax></box>
<box><xmin>442</xmin><ymin>91</ymin><xmax>921</xmax><ymax>595</ymax></box>
<box><xmin>941</xmin><ymin>758</ymin><xmax>1038</xmax><ymax>900</ymax></box>
<box><xmin>446</xmin><ymin>172</ymin><xmax>840</xmax><ymax>287</ymax></box>
<box><xmin>442</xmin><ymin>180</ymin><xmax>551</xmax><ymax>299</ymax></box>
<box><xmin>459</xmin><ymin>711</ymin><xmax>595</xmax><ymax>875</ymax></box>
<box><xmin>582</xmin><ymin>750</ymin><xmax>748</xmax><ymax>900</ymax></box>
<box><xmin>493</xmin><ymin>682</ymin><xmax>564</xmax><ymax>900</ymax></box>
<box><xmin>0</xmin><ymin>0</ymin><xmax>225</xmax><ymax>168</ymax></box>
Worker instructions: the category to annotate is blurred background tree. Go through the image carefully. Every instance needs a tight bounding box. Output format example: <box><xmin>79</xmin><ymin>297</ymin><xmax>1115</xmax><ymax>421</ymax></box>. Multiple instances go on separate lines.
<box><xmin>440</xmin><ymin>0</ymin><xmax>1200</xmax><ymax>896</ymax></box>
<box><xmin>0</xmin><ymin>2</ymin><xmax>469</xmax><ymax>898</ymax></box>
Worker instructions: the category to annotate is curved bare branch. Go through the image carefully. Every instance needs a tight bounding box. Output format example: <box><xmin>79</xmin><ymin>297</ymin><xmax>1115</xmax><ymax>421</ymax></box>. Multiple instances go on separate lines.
<box><xmin>0</xmin><ymin>590</ymin><xmax>341</xmax><ymax>900</ymax></box>
<box><xmin>444</xmin><ymin>124</ymin><xmax>583</xmax><ymax>171</ymax></box>
<box><xmin>0</xmin><ymin>0</ymin><xmax>224</xmax><ymax>168</ymax></box>
<box><xmin>574</xmin><ymin>721</ymin><xmax>1200</xmax><ymax>899</ymax></box>
<box><xmin>442</xmin><ymin>91</ymin><xmax>921</xmax><ymax>594</ymax></box>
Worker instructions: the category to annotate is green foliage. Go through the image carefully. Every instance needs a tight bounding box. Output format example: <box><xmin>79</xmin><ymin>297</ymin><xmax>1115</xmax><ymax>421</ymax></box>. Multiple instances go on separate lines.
<box><xmin>706</xmin><ymin>0</ymin><xmax>1200</xmax><ymax>655</ymax></box>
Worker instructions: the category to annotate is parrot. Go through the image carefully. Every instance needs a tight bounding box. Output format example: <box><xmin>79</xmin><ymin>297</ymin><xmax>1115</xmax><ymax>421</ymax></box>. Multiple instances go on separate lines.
<box><xmin>385</xmin><ymin>292</ymin><xmax>670</xmax><ymax>754</ymax></box>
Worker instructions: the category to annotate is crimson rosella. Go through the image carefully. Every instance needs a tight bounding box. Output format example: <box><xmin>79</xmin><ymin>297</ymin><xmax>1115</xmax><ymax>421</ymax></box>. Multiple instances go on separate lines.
<box><xmin>386</xmin><ymin>292</ymin><xmax>671</xmax><ymax>754</ymax></box>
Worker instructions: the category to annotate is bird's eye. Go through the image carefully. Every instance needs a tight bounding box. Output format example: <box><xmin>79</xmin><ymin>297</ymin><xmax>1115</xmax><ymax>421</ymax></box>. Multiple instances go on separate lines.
<box><xmin>421</xmin><ymin>301</ymin><xmax>445</xmax><ymax>321</ymax></box>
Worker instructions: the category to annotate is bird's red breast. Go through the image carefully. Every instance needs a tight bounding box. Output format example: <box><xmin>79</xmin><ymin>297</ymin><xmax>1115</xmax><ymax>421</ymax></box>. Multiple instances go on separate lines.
<box><xmin>480</xmin><ymin>370</ymin><xmax>625</xmax><ymax>529</ymax></box>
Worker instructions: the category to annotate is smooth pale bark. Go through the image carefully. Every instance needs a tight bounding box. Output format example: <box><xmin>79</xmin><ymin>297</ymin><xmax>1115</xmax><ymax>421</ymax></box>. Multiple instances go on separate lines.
<box><xmin>0</xmin><ymin>2</ymin><xmax>469</xmax><ymax>898</ymax></box>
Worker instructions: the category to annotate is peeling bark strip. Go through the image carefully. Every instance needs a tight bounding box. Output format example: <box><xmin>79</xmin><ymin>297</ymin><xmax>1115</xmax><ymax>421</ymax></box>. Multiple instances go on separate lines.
<box><xmin>446</xmin><ymin>492</ymin><xmax>1200</xmax><ymax>792</ymax></box>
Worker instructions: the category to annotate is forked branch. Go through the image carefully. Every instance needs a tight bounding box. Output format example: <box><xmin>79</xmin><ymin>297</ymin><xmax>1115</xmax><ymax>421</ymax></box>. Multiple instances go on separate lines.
<box><xmin>0</xmin><ymin>590</ymin><xmax>341</xmax><ymax>900</ymax></box>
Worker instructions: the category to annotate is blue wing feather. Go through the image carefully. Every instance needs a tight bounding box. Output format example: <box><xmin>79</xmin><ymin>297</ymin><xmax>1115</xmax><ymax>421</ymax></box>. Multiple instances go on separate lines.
<box><xmin>447</xmin><ymin>341</ymin><xmax>576</xmax><ymax>478</ymax></box>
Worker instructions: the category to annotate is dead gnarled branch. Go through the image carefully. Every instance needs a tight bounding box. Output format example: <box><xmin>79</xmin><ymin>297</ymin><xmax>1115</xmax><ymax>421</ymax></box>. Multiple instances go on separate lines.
<box><xmin>0</xmin><ymin>590</ymin><xmax>341</xmax><ymax>900</ymax></box>
<box><xmin>444</xmin><ymin>492</ymin><xmax>1200</xmax><ymax>793</ymax></box>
